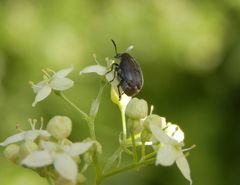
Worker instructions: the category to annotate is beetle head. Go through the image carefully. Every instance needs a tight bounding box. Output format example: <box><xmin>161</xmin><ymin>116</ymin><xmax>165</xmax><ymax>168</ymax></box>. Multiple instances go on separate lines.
<box><xmin>114</xmin><ymin>53</ymin><xmax>122</xmax><ymax>59</ymax></box>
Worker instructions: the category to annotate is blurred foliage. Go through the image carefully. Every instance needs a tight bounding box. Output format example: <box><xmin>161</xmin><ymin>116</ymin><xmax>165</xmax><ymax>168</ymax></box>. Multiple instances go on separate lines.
<box><xmin>0</xmin><ymin>0</ymin><xmax>240</xmax><ymax>185</ymax></box>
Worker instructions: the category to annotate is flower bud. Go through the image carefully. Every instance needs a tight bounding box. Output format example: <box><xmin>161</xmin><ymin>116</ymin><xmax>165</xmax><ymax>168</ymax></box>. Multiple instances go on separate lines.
<box><xmin>141</xmin><ymin>129</ymin><xmax>152</xmax><ymax>143</ymax></box>
<box><xmin>77</xmin><ymin>173</ymin><xmax>86</xmax><ymax>183</ymax></box>
<box><xmin>3</xmin><ymin>144</ymin><xmax>20</xmax><ymax>163</ymax></box>
<box><xmin>143</xmin><ymin>114</ymin><xmax>166</xmax><ymax>130</ymax></box>
<box><xmin>56</xmin><ymin>178</ymin><xmax>75</xmax><ymax>185</ymax></box>
<box><xmin>19</xmin><ymin>141</ymin><xmax>39</xmax><ymax>159</ymax></box>
<box><xmin>127</xmin><ymin>118</ymin><xmax>142</xmax><ymax>134</ymax></box>
<box><xmin>125</xmin><ymin>98</ymin><xmax>148</xmax><ymax>119</ymax></box>
<box><xmin>47</xmin><ymin>116</ymin><xmax>72</xmax><ymax>140</ymax></box>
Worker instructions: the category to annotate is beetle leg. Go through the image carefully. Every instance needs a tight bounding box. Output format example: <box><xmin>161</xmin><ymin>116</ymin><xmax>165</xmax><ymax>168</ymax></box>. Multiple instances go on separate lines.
<box><xmin>105</xmin><ymin>63</ymin><xmax>119</xmax><ymax>83</ymax></box>
<box><xmin>109</xmin><ymin>67</ymin><xmax>118</xmax><ymax>83</ymax></box>
<box><xmin>105</xmin><ymin>63</ymin><xmax>119</xmax><ymax>75</ymax></box>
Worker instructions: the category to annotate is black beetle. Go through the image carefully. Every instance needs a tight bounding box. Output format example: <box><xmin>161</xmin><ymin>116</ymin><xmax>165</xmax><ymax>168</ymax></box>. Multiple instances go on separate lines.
<box><xmin>108</xmin><ymin>40</ymin><xmax>144</xmax><ymax>100</ymax></box>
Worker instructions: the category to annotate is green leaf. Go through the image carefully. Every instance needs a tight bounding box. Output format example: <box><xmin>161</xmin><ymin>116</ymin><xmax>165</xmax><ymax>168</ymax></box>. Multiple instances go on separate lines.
<box><xmin>89</xmin><ymin>82</ymin><xmax>106</xmax><ymax>118</ymax></box>
<box><xmin>103</xmin><ymin>147</ymin><xmax>123</xmax><ymax>174</ymax></box>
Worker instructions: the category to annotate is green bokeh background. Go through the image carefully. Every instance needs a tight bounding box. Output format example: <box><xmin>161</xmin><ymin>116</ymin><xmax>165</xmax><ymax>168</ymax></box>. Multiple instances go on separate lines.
<box><xmin>0</xmin><ymin>0</ymin><xmax>240</xmax><ymax>185</ymax></box>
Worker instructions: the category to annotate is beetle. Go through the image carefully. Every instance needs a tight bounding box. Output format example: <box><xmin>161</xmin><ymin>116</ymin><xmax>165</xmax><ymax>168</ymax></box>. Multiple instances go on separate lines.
<box><xmin>108</xmin><ymin>40</ymin><xmax>144</xmax><ymax>100</ymax></box>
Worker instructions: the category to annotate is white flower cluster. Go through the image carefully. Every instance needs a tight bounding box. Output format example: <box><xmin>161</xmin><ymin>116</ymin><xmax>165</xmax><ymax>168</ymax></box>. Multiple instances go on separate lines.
<box><xmin>0</xmin><ymin>116</ymin><xmax>97</xmax><ymax>185</ymax></box>
<box><xmin>0</xmin><ymin>57</ymin><xmax>194</xmax><ymax>185</ymax></box>
<box><xmin>126</xmin><ymin>98</ymin><xmax>192</xmax><ymax>184</ymax></box>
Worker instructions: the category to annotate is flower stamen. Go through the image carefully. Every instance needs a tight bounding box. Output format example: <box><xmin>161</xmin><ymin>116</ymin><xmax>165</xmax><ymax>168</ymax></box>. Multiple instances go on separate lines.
<box><xmin>40</xmin><ymin>117</ymin><xmax>44</xmax><ymax>130</ymax></box>
<box><xmin>28</xmin><ymin>118</ymin><xmax>36</xmax><ymax>130</ymax></box>
<box><xmin>16</xmin><ymin>124</ymin><xmax>24</xmax><ymax>132</ymax></box>
<box><xmin>150</xmin><ymin>105</ymin><xmax>154</xmax><ymax>115</ymax></box>
<box><xmin>41</xmin><ymin>69</ymin><xmax>51</xmax><ymax>78</ymax></box>
<box><xmin>46</xmin><ymin>68</ymin><xmax>56</xmax><ymax>75</ymax></box>
<box><xmin>29</xmin><ymin>81</ymin><xmax>34</xmax><ymax>86</ymax></box>
<box><xmin>182</xmin><ymin>144</ymin><xmax>196</xmax><ymax>152</ymax></box>
<box><xmin>93</xmin><ymin>54</ymin><xmax>99</xmax><ymax>65</ymax></box>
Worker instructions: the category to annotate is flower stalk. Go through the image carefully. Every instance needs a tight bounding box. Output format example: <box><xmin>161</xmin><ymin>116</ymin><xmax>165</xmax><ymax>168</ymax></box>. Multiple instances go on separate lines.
<box><xmin>120</xmin><ymin>107</ymin><xmax>127</xmax><ymax>143</ymax></box>
<box><xmin>141</xmin><ymin>141</ymin><xmax>145</xmax><ymax>159</ymax></box>
<box><xmin>130</xmin><ymin>130</ymin><xmax>138</xmax><ymax>162</ymax></box>
<box><xmin>58</xmin><ymin>92</ymin><xmax>88</xmax><ymax>120</ymax></box>
<box><xmin>102</xmin><ymin>158</ymin><xmax>156</xmax><ymax>179</ymax></box>
<box><xmin>47</xmin><ymin>176</ymin><xmax>55</xmax><ymax>185</ymax></box>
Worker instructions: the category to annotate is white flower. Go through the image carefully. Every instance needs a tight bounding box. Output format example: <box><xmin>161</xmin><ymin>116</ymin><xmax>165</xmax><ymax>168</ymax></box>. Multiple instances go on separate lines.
<box><xmin>80</xmin><ymin>55</ymin><xmax>118</xmax><ymax>82</ymax></box>
<box><xmin>0</xmin><ymin>119</ymin><xmax>50</xmax><ymax>147</ymax></box>
<box><xmin>149</xmin><ymin>122</ymin><xmax>192</xmax><ymax>184</ymax></box>
<box><xmin>80</xmin><ymin>64</ymin><xmax>108</xmax><ymax>76</ymax></box>
<box><xmin>0</xmin><ymin>130</ymin><xmax>50</xmax><ymax>147</ymax></box>
<box><xmin>31</xmin><ymin>66</ymin><xmax>74</xmax><ymax>107</ymax></box>
<box><xmin>80</xmin><ymin>64</ymin><xmax>114</xmax><ymax>82</ymax></box>
<box><xmin>80</xmin><ymin>57</ymin><xmax>131</xmax><ymax>109</ymax></box>
<box><xmin>0</xmin><ymin>120</ymin><xmax>50</xmax><ymax>146</ymax></box>
<box><xmin>21</xmin><ymin>140</ymin><xmax>95</xmax><ymax>183</ymax></box>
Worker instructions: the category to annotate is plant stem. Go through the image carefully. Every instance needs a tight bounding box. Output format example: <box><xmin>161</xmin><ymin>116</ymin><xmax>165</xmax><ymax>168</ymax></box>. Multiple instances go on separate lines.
<box><xmin>141</xmin><ymin>141</ymin><xmax>145</xmax><ymax>159</ymax></box>
<box><xmin>130</xmin><ymin>131</ymin><xmax>138</xmax><ymax>162</ymax></box>
<box><xmin>94</xmin><ymin>157</ymin><xmax>102</xmax><ymax>185</ymax></box>
<box><xmin>102</xmin><ymin>158</ymin><xmax>156</xmax><ymax>179</ymax></box>
<box><xmin>121</xmin><ymin>144</ymin><xmax>133</xmax><ymax>156</ymax></box>
<box><xmin>47</xmin><ymin>176</ymin><xmax>55</xmax><ymax>185</ymax></box>
<box><xmin>59</xmin><ymin>92</ymin><xmax>88</xmax><ymax>119</ymax></box>
<box><xmin>141</xmin><ymin>151</ymin><xmax>157</xmax><ymax>161</ymax></box>
<box><xmin>58</xmin><ymin>92</ymin><xmax>98</xmax><ymax>139</ymax></box>
<box><xmin>120</xmin><ymin>107</ymin><xmax>127</xmax><ymax>142</ymax></box>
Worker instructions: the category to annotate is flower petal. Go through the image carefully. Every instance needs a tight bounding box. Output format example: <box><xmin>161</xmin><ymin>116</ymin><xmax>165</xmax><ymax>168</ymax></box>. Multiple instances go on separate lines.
<box><xmin>149</xmin><ymin>124</ymin><xmax>172</xmax><ymax>144</ymax></box>
<box><xmin>21</xmin><ymin>151</ymin><xmax>53</xmax><ymax>168</ymax></box>
<box><xmin>32</xmin><ymin>80</ymin><xmax>48</xmax><ymax>93</ymax></box>
<box><xmin>53</xmin><ymin>154</ymin><xmax>78</xmax><ymax>183</ymax></box>
<box><xmin>50</xmin><ymin>77</ymin><xmax>74</xmax><ymax>91</ymax></box>
<box><xmin>32</xmin><ymin>85</ymin><xmax>52</xmax><ymax>107</ymax></box>
<box><xmin>80</xmin><ymin>65</ymin><xmax>108</xmax><ymax>76</ymax></box>
<box><xmin>0</xmin><ymin>133</ymin><xmax>25</xmax><ymax>146</ymax></box>
<box><xmin>156</xmin><ymin>145</ymin><xmax>178</xmax><ymax>166</ymax></box>
<box><xmin>55</xmin><ymin>66</ymin><xmax>74</xmax><ymax>78</ymax></box>
<box><xmin>125</xmin><ymin>45</ymin><xmax>134</xmax><ymax>52</ymax></box>
<box><xmin>64</xmin><ymin>141</ymin><xmax>95</xmax><ymax>157</ymax></box>
<box><xmin>105</xmin><ymin>72</ymin><xmax>114</xmax><ymax>82</ymax></box>
<box><xmin>40</xmin><ymin>141</ymin><xmax>58</xmax><ymax>152</ymax></box>
<box><xmin>165</xmin><ymin>123</ymin><xmax>184</xmax><ymax>143</ymax></box>
<box><xmin>38</xmin><ymin>130</ymin><xmax>51</xmax><ymax>138</ymax></box>
<box><xmin>24</xmin><ymin>131</ymin><xmax>39</xmax><ymax>140</ymax></box>
<box><xmin>24</xmin><ymin>130</ymin><xmax>51</xmax><ymax>141</ymax></box>
<box><xmin>176</xmin><ymin>152</ymin><xmax>192</xmax><ymax>185</ymax></box>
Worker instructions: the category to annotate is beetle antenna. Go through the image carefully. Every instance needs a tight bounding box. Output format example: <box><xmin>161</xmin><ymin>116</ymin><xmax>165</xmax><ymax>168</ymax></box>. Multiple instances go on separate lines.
<box><xmin>111</xmin><ymin>39</ymin><xmax>118</xmax><ymax>55</ymax></box>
